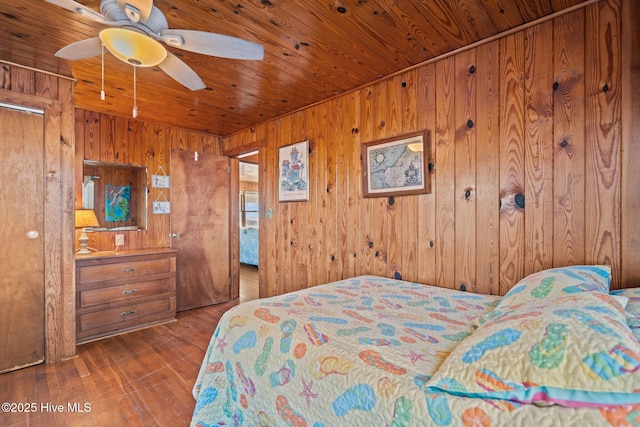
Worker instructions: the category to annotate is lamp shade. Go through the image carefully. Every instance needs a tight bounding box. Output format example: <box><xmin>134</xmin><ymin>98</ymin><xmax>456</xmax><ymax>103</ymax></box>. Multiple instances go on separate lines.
<box><xmin>99</xmin><ymin>28</ymin><xmax>167</xmax><ymax>67</ymax></box>
<box><xmin>75</xmin><ymin>209</ymin><xmax>100</xmax><ymax>229</ymax></box>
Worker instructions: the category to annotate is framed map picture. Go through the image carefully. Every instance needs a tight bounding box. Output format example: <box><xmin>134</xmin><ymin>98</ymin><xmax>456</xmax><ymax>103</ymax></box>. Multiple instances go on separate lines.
<box><xmin>362</xmin><ymin>130</ymin><xmax>430</xmax><ymax>198</ymax></box>
<box><xmin>279</xmin><ymin>140</ymin><xmax>309</xmax><ymax>202</ymax></box>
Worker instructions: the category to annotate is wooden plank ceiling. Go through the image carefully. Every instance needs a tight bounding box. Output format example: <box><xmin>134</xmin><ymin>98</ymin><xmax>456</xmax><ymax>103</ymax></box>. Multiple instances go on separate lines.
<box><xmin>0</xmin><ymin>0</ymin><xmax>583</xmax><ymax>136</ymax></box>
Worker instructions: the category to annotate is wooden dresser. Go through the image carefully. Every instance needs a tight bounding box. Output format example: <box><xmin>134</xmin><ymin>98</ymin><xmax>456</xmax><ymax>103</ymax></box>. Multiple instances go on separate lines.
<box><xmin>75</xmin><ymin>248</ymin><xmax>177</xmax><ymax>343</ymax></box>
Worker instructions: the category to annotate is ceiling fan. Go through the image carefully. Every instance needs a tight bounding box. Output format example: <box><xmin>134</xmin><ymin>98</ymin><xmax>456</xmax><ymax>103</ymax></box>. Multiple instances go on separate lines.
<box><xmin>45</xmin><ymin>0</ymin><xmax>264</xmax><ymax>91</ymax></box>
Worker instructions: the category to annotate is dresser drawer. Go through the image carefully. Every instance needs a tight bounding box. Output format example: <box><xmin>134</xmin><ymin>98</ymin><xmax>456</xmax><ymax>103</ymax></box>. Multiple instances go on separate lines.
<box><xmin>78</xmin><ymin>278</ymin><xmax>174</xmax><ymax>308</ymax></box>
<box><xmin>77</xmin><ymin>297</ymin><xmax>176</xmax><ymax>340</ymax></box>
<box><xmin>78</xmin><ymin>258</ymin><xmax>172</xmax><ymax>284</ymax></box>
<box><xmin>76</xmin><ymin>249</ymin><xmax>177</xmax><ymax>343</ymax></box>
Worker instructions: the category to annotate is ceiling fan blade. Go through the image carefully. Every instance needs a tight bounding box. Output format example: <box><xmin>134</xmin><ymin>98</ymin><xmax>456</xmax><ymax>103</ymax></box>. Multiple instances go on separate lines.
<box><xmin>44</xmin><ymin>0</ymin><xmax>108</xmax><ymax>24</ymax></box>
<box><xmin>55</xmin><ymin>37</ymin><xmax>103</xmax><ymax>60</ymax></box>
<box><xmin>160</xmin><ymin>30</ymin><xmax>264</xmax><ymax>60</ymax></box>
<box><xmin>158</xmin><ymin>52</ymin><xmax>206</xmax><ymax>91</ymax></box>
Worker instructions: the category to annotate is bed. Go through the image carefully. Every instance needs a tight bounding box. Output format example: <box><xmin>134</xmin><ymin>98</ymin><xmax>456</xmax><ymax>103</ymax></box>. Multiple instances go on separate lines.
<box><xmin>191</xmin><ymin>266</ymin><xmax>640</xmax><ymax>426</ymax></box>
<box><xmin>240</xmin><ymin>227</ymin><xmax>259</xmax><ymax>266</ymax></box>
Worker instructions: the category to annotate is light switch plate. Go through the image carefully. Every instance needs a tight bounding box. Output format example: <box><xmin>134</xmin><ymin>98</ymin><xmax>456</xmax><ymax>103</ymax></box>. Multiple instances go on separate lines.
<box><xmin>115</xmin><ymin>234</ymin><xmax>125</xmax><ymax>246</ymax></box>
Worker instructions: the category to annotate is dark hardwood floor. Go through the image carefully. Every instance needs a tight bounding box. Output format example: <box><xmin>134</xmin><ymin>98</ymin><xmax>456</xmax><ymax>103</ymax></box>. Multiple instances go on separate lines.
<box><xmin>0</xmin><ymin>301</ymin><xmax>237</xmax><ymax>426</ymax></box>
<box><xmin>0</xmin><ymin>301</ymin><xmax>239</xmax><ymax>426</ymax></box>
<box><xmin>0</xmin><ymin>267</ymin><xmax>260</xmax><ymax>426</ymax></box>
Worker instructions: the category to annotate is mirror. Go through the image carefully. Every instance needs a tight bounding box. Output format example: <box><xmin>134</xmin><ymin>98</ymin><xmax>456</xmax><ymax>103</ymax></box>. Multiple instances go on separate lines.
<box><xmin>82</xmin><ymin>160</ymin><xmax>148</xmax><ymax>231</ymax></box>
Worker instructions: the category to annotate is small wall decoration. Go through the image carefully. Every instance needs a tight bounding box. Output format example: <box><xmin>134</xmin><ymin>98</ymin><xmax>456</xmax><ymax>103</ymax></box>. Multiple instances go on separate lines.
<box><xmin>105</xmin><ymin>185</ymin><xmax>131</xmax><ymax>221</ymax></box>
<box><xmin>362</xmin><ymin>130</ymin><xmax>430</xmax><ymax>198</ymax></box>
<box><xmin>153</xmin><ymin>191</ymin><xmax>170</xmax><ymax>215</ymax></box>
<box><xmin>279</xmin><ymin>140</ymin><xmax>309</xmax><ymax>202</ymax></box>
<box><xmin>152</xmin><ymin>166</ymin><xmax>170</xmax><ymax>188</ymax></box>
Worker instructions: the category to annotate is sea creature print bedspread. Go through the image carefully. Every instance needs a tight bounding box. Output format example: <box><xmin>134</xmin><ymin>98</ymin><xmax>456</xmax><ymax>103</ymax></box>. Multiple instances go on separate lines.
<box><xmin>191</xmin><ymin>275</ymin><xmax>503</xmax><ymax>426</ymax></box>
<box><xmin>193</xmin><ymin>275</ymin><xmax>640</xmax><ymax>426</ymax></box>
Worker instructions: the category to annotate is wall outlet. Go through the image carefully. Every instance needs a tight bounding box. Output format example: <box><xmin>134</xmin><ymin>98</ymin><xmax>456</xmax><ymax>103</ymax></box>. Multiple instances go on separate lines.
<box><xmin>115</xmin><ymin>234</ymin><xmax>125</xmax><ymax>246</ymax></box>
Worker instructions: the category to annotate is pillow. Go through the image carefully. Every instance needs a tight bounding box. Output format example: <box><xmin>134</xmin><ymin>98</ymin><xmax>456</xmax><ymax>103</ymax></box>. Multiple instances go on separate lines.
<box><xmin>426</xmin><ymin>273</ymin><xmax>640</xmax><ymax>408</ymax></box>
<box><xmin>612</xmin><ymin>288</ymin><xmax>640</xmax><ymax>328</ymax></box>
<box><xmin>476</xmin><ymin>265</ymin><xmax>612</xmax><ymax>327</ymax></box>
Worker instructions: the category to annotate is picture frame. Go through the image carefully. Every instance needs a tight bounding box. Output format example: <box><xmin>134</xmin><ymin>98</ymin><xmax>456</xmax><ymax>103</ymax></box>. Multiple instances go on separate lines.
<box><xmin>279</xmin><ymin>140</ymin><xmax>309</xmax><ymax>202</ymax></box>
<box><xmin>151</xmin><ymin>165</ymin><xmax>170</xmax><ymax>188</ymax></box>
<box><xmin>152</xmin><ymin>201</ymin><xmax>170</xmax><ymax>215</ymax></box>
<box><xmin>152</xmin><ymin>174</ymin><xmax>170</xmax><ymax>188</ymax></box>
<box><xmin>361</xmin><ymin>130</ymin><xmax>430</xmax><ymax>198</ymax></box>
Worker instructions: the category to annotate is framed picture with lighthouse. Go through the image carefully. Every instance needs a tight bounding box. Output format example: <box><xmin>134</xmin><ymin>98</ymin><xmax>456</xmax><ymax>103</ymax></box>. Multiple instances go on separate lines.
<box><xmin>278</xmin><ymin>140</ymin><xmax>309</xmax><ymax>202</ymax></box>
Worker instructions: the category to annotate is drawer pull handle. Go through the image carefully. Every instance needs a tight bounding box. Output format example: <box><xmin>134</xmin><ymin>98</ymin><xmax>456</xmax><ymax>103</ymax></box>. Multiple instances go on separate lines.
<box><xmin>121</xmin><ymin>267</ymin><xmax>136</xmax><ymax>273</ymax></box>
<box><xmin>122</xmin><ymin>289</ymin><xmax>137</xmax><ymax>295</ymax></box>
<box><xmin>121</xmin><ymin>310</ymin><xmax>137</xmax><ymax>317</ymax></box>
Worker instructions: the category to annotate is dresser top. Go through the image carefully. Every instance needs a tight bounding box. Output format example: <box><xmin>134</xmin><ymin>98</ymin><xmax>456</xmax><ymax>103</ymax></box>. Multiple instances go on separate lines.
<box><xmin>76</xmin><ymin>248</ymin><xmax>177</xmax><ymax>262</ymax></box>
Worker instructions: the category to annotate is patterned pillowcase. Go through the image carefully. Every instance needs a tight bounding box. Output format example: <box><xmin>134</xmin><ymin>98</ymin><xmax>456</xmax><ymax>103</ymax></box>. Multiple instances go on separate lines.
<box><xmin>476</xmin><ymin>265</ymin><xmax>612</xmax><ymax>327</ymax></box>
<box><xmin>612</xmin><ymin>288</ymin><xmax>640</xmax><ymax>328</ymax></box>
<box><xmin>426</xmin><ymin>282</ymin><xmax>640</xmax><ymax>407</ymax></box>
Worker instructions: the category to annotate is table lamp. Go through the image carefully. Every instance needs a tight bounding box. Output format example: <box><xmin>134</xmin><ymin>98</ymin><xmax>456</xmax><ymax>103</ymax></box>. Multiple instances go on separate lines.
<box><xmin>75</xmin><ymin>209</ymin><xmax>99</xmax><ymax>254</ymax></box>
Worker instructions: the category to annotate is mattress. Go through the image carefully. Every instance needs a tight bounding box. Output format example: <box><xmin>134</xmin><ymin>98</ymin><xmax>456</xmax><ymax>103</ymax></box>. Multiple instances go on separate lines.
<box><xmin>240</xmin><ymin>227</ymin><xmax>259</xmax><ymax>266</ymax></box>
<box><xmin>191</xmin><ymin>274</ymin><xmax>637</xmax><ymax>426</ymax></box>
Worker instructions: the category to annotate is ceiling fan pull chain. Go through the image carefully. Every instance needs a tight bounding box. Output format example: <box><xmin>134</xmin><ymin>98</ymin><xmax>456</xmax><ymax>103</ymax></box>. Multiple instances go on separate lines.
<box><xmin>100</xmin><ymin>44</ymin><xmax>105</xmax><ymax>101</ymax></box>
<box><xmin>132</xmin><ymin>66</ymin><xmax>138</xmax><ymax>118</ymax></box>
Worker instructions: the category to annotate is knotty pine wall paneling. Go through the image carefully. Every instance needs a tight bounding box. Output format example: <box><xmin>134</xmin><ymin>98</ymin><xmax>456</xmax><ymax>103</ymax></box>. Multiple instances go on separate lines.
<box><xmin>621</xmin><ymin>0</ymin><xmax>640</xmax><ymax>286</ymax></box>
<box><xmin>498</xmin><ymin>30</ymin><xmax>526</xmax><ymax>295</ymax></box>
<box><xmin>524</xmin><ymin>22</ymin><xmax>555</xmax><ymax>278</ymax></box>
<box><xmin>74</xmin><ymin>109</ymin><xmax>222</xmax><ymax>252</ymax></box>
<box><xmin>223</xmin><ymin>0</ymin><xmax>638</xmax><ymax>297</ymax></box>
<box><xmin>398</xmin><ymin>71</ymin><xmax>420</xmax><ymax>284</ymax></box>
<box><xmin>454</xmin><ymin>49</ymin><xmax>477</xmax><ymax>293</ymax></box>
<box><xmin>435</xmin><ymin>56</ymin><xmax>456</xmax><ymax>290</ymax></box>
<box><xmin>552</xmin><ymin>10</ymin><xmax>586</xmax><ymax>271</ymax></box>
<box><xmin>475</xmin><ymin>41</ymin><xmax>501</xmax><ymax>296</ymax></box>
<box><xmin>585</xmin><ymin>0</ymin><xmax>622</xmax><ymax>285</ymax></box>
<box><xmin>416</xmin><ymin>64</ymin><xmax>438</xmax><ymax>288</ymax></box>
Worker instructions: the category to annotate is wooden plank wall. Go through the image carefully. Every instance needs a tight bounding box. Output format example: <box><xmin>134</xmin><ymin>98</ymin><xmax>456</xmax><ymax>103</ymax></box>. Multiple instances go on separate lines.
<box><xmin>0</xmin><ymin>62</ymin><xmax>76</xmax><ymax>363</ymax></box>
<box><xmin>74</xmin><ymin>109</ymin><xmax>223</xmax><ymax>251</ymax></box>
<box><xmin>223</xmin><ymin>0</ymin><xmax>640</xmax><ymax>297</ymax></box>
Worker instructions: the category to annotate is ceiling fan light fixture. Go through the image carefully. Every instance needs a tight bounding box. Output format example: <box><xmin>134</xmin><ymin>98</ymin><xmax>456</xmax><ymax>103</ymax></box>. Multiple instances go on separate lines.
<box><xmin>99</xmin><ymin>28</ymin><xmax>167</xmax><ymax>67</ymax></box>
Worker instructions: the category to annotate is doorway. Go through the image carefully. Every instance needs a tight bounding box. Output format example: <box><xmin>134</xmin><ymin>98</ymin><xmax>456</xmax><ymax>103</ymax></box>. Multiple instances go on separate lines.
<box><xmin>238</xmin><ymin>159</ymin><xmax>259</xmax><ymax>303</ymax></box>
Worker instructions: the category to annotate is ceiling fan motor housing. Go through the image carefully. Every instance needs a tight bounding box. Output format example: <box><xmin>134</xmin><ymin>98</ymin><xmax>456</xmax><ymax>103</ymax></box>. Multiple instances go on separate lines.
<box><xmin>100</xmin><ymin>0</ymin><xmax>168</xmax><ymax>37</ymax></box>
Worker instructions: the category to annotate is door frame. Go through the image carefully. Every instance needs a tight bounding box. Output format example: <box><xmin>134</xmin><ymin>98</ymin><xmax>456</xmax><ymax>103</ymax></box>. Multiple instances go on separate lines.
<box><xmin>0</xmin><ymin>81</ymin><xmax>76</xmax><ymax>364</ymax></box>
<box><xmin>223</xmin><ymin>140</ymin><xmax>264</xmax><ymax>300</ymax></box>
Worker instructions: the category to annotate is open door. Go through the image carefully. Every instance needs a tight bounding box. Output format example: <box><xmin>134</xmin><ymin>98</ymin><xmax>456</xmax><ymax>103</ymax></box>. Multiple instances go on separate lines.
<box><xmin>171</xmin><ymin>150</ymin><xmax>231</xmax><ymax>311</ymax></box>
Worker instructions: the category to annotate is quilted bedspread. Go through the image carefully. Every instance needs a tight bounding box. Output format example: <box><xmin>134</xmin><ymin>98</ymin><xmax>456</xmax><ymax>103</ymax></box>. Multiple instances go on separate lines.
<box><xmin>191</xmin><ymin>275</ymin><xmax>629</xmax><ymax>426</ymax></box>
